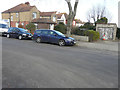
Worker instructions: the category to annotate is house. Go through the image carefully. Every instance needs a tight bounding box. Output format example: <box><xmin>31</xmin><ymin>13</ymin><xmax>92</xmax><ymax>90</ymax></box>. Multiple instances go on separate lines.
<box><xmin>40</xmin><ymin>11</ymin><xmax>57</xmax><ymax>23</ymax></box>
<box><xmin>56</xmin><ymin>13</ymin><xmax>68</xmax><ymax>25</ymax></box>
<box><xmin>31</xmin><ymin>11</ymin><xmax>57</xmax><ymax>30</ymax></box>
<box><xmin>2</xmin><ymin>2</ymin><xmax>57</xmax><ymax>30</ymax></box>
<box><xmin>2</xmin><ymin>2</ymin><xmax>40</xmax><ymax>28</ymax></box>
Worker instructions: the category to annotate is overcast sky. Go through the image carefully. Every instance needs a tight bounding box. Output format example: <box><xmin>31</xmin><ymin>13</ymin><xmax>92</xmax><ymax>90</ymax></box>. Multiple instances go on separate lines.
<box><xmin>0</xmin><ymin>0</ymin><xmax>119</xmax><ymax>25</ymax></box>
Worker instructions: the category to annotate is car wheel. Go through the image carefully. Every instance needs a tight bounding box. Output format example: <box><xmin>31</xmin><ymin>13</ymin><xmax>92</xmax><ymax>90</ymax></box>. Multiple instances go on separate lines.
<box><xmin>59</xmin><ymin>40</ymin><xmax>65</xmax><ymax>46</ymax></box>
<box><xmin>7</xmin><ymin>34</ymin><xmax>10</xmax><ymax>38</ymax></box>
<box><xmin>36</xmin><ymin>37</ymin><xmax>41</xmax><ymax>43</ymax></box>
<box><xmin>18</xmin><ymin>35</ymin><xmax>22</xmax><ymax>40</ymax></box>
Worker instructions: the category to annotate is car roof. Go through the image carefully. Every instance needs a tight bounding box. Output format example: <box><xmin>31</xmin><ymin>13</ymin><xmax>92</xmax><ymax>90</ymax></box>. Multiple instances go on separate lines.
<box><xmin>36</xmin><ymin>29</ymin><xmax>57</xmax><ymax>32</ymax></box>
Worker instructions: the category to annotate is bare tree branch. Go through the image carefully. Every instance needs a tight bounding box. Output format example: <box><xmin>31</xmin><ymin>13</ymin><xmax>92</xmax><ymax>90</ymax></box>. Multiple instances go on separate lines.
<box><xmin>86</xmin><ymin>5</ymin><xmax>112</xmax><ymax>23</ymax></box>
<box><xmin>73</xmin><ymin>0</ymin><xmax>79</xmax><ymax>18</ymax></box>
<box><xmin>65</xmin><ymin>0</ymin><xmax>71</xmax><ymax>2</ymax></box>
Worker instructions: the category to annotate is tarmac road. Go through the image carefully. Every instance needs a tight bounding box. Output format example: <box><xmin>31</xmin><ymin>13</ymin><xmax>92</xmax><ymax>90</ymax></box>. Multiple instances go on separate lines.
<box><xmin>2</xmin><ymin>37</ymin><xmax>118</xmax><ymax>88</ymax></box>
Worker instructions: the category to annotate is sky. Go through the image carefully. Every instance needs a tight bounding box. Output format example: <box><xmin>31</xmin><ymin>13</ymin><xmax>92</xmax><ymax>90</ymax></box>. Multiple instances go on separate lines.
<box><xmin>0</xmin><ymin>0</ymin><xmax>119</xmax><ymax>25</ymax></box>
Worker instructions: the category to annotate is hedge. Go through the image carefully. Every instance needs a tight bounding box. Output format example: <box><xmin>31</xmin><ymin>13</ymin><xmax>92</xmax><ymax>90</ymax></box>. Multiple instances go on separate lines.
<box><xmin>84</xmin><ymin>30</ymin><xmax>100</xmax><ymax>42</ymax></box>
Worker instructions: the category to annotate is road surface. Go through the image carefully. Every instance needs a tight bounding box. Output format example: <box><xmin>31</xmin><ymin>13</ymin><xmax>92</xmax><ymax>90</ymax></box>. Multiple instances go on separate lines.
<box><xmin>2</xmin><ymin>37</ymin><xmax>118</xmax><ymax>88</ymax></box>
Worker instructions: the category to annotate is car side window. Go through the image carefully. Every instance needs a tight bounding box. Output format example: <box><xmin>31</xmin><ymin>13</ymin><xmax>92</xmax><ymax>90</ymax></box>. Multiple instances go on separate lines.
<box><xmin>42</xmin><ymin>30</ymin><xmax>48</xmax><ymax>35</ymax></box>
<box><xmin>36</xmin><ymin>30</ymin><xmax>42</xmax><ymax>34</ymax></box>
<box><xmin>49</xmin><ymin>31</ymin><xmax>55</xmax><ymax>35</ymax></box>
<box><xmin>16</xmin><ymin>29</ymin><xmax>20</xmax><ymax>32</ymax></box>
<box><xmin>12</xmin><ymin>28</ymin><xmax>16</xmax><ymax>32</ymax></box>
<box><xmin>9</xmin><ymin>28</ymin><xmax>14</xmax><ymax>32</ymax></box>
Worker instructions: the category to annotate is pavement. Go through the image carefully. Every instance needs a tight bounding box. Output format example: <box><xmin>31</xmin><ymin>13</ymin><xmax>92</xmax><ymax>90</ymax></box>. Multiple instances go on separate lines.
<box><xmin>76</xmin><ymin>40</ymin><xmax>119</xmax><ymax>52</ymax></box>
<box><xmin>2</xmin><ymin>37</ymin><xmax>118</xmax><ymax>88</ymax></box>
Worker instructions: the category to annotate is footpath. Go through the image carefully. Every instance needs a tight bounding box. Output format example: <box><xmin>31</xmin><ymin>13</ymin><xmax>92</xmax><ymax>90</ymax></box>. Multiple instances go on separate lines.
<box><xmin>76</xmin><ymin>40</ymin><xmax>119</xmax><ymax>52</ymax></box>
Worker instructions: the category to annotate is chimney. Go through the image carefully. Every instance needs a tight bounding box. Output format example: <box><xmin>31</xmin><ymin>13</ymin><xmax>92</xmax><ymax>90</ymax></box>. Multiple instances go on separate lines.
<box><xmin>25</xmin><ymin>2</ymin><xmax>30</xmax><ymax>6</ymax></box>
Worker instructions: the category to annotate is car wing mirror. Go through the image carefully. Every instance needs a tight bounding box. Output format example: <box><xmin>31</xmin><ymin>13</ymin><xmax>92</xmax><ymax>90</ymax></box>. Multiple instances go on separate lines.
<box><xmin>54</xmin><ymin>34</ymin><xmax>57</xmax><ymax>36</ymax></box>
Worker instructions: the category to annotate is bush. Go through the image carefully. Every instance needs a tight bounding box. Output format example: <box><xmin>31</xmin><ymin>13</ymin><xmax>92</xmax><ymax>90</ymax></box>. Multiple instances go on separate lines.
<box><xmin>116</xmin><ymin>28</ymin><xmax>120</xmax><ymax>39</ymax></box>
<box><xmin>84</xmin><ymin>30</ymin><xmax>100</xmax><ymax>42</ymax></box>
<box><xmin>26</xmin><ymin>23</ymin><xmax>36</xmax><ymax>34</ymax></box>
<box><xmin>18</xmin><ymin>24</ymin><xmax>23</xmax><ymax>28</ymax></box>
<box><xmin>72</xmin><ymin>27</ymin><xmax>86</xmax><ymax>36</ymax></box>
<box><xmin>54</xmin><ymin>22</ymin><xmax>67</xmax><ymax>34</ymax></box>
<box><xmin>80</xmin><ymin>22</ymin><xmax>96</xmax><ymax>30</ymax></box>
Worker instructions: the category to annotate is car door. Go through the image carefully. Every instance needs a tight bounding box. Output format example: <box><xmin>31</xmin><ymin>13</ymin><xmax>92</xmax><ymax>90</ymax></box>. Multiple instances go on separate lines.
<box><xmin>33</xmin><ymin>30</ymin><xmax>41</xmax><ymax>40</ymax></box>
<box><xmin>48</xmin><ymin>31</ymin><xmax>60</xmax><ymax>44</ymax></box>
<box><xmin>12</xmin><ymin>28</ymin><xmax>19</xmax><ymax>38</ymax></box>
<box><xmin>8</xmin><ymin>28</ymin><xmax>13</xmax><ymax>37</ymax></box>
<box><xmin>41</xmin><ymin>30</ymin><xmax>49</xmax><ymax>42</ymax></box>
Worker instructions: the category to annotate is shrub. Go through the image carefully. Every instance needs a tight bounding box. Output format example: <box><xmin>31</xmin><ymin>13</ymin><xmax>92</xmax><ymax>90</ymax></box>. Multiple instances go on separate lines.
<box><xmin>80</xmin><ymin>22</ymin><xmax>96</xmax><ymax>30</ymax></box>
<box><xmin>72</xmin><ymin>27</ymin><xmax>86</xmax><ymax>36</ymax></box>
<box><xmin>26</xmin><ymin>23</ymin><xmax>36</xmax><ymax>34</ymax></box>
<box><xmin>84</xmin><ymin>30</ymin><xmax>100</xmax><ymax>42</ymax></box>
<box><xmin>18</xmin><ymin>24</ymin><xmax>23</xmax><ymax>28</ymax></box>
<box><xmin>54</xmin><ymin>22</ymin><xmax>67</xmax><ymax>34</ymax></box>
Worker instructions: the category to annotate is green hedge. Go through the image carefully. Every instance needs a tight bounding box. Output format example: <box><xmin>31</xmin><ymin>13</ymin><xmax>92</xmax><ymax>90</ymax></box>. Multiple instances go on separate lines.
<box><xmin>54</xmin><ymin>22</ymin><xmax>67</xmax><ymax>34</ymax></box>
<box><xmin>84</xmin><ymin>30</ymin><xmax>100</xmax><ymax>42</ymax></box>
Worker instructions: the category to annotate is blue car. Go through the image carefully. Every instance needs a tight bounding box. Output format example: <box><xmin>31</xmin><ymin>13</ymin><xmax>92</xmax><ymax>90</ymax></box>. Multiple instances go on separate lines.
<box><xmin>33</xmin><ymin>29</ymin><xmax>76</xmax><ymax>46</ymax></box>
<box><xmin>7</xmin><ymin>27</ymin><xmax>33</xmax><ymax>40</ymax></box>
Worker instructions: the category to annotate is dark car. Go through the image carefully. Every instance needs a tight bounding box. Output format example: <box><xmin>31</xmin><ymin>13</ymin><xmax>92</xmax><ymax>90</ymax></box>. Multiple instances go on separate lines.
<box><xmin>33</xmin><ymin>29</ymin><xmax>76</xmax><ymax>46</ymax></box>
<box><xmin>7</xmin><ymin>27</ymin><xmax>33</xmax><ymax>40</ymax></box>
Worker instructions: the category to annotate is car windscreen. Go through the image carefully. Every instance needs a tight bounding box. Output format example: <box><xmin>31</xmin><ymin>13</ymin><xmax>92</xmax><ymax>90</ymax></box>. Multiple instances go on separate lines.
<box><xmin>0</xmin><ymin>24</ymin><xmax>8</xmax><ymax>29</ymax></box>
<box><xmin>55</xmin><ymin>31</ymin><xmax>65</xmax><ymax>37</ymax></box>
<box><xmin>19</xmin><ymin>28</ymin><xmax>28</xmax><ymax>33</ymax></box>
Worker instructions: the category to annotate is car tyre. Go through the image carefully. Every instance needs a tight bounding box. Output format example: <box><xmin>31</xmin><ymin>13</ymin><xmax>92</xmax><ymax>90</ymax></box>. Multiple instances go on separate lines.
<box><xmin>36</xmin><ymin>37</ymin><xmax>41</xmax><ymax>43</ymax></box>
<box><xmin>18</xmin><ymin>35</ymin><xmax>22</xmax><ymax>40</ymax></box>
<box><xmin>7</xmin><ymin>34</ymin><xmax>10</xmax><ymax>38</ymax></box>
<box><xmin>59</xmin><ymin>40</ymin><xmax>65</xmax><ymax>46</ymax></box>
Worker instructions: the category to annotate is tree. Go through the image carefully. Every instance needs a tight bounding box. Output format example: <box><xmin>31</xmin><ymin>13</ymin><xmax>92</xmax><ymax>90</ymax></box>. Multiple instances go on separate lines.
<box><xmin>26</xmin><ymin>23</ymin><xmax>36</xmax><ymax>34</ymax></box>
<box><xmin>80</xmin><ymin>22</ymin><xmax>96</xmax><ymax>30</ymax></box>
<box><xmin>65</xmin><ymin>0</ymin><xmax>79</xmax><ymax>37</ymax></box>
<box><xmin>86</xmin><ymin>5</ymin><xmax>112</xmax><ymax>24</ymax></box>
<box><xmin>96</xmin><ymin>17</ymin><xmax>108</xmax><ymax>24</ymax></box>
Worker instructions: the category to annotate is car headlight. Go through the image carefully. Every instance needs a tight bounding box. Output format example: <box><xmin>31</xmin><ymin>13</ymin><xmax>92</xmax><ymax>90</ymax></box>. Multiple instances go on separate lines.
<box><xmin>66</xmin><ymin>39</ymin><xmax>72</xmax><ymax>41</ymax></box>
<box><xmin>22</xmin><ymin>34</ymin><xmax>27</xmax><ymax>36</ymax></box>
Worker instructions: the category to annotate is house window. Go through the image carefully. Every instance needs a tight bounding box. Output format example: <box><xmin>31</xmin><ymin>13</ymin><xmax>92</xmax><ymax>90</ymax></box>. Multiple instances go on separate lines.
<box><xmin>11</xmin><ymin>16</ymin><xmax>13</xmax><ymax>21</ymax></box>
<box><xmin>16</xmin><ymin>13</ymin><xmax>18</xmax><ymax>18</ymax></box>
<box><xmin>32</xmin><ymin>12</ymin><xmax>37</xmax><ymax>19</ymax></box>
<box><xmin>16</xmin><ymin>23</ymin><xmax>19</xmax><ymax>27</ymax></box>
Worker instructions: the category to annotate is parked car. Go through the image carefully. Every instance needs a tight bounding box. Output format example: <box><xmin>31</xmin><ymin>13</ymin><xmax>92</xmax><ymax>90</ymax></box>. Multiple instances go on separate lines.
<box><xmin>0</xmin><ymin>21</ymin><xmax>9</xmax><ymax>36</ymax></box>
<box><xmin>33</xmin><ymin>29</ymin><xmax>76</xmax><ymax>46</ymax></box>
<box><xmin>7</xmin><ymin>27</ymin><xmax>33</xmax><ymax>40</ymax></box>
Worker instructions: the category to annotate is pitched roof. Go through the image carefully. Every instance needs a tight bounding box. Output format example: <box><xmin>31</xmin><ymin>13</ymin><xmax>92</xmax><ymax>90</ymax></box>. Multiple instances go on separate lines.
<box><xmin>32</xmin><ymin>18</ymin><xmax>56</xmax><ymax>24</ymax></box>
<box><xmin>56</xmin><ymin>13</ymin><xmax>68</xmax><ymax>19</ymax></box>
<box><xmin>2</xmin><ymin>2</ymin><xmax>35</xmax><ymax>13</ymax></box>
<box><xmin>40</xmin><ymin>11</ymin><xmax>57</xmax><ymax>17</ymax></box>
<box><xmin>56</xmin><ymin>14</ymin><xmax>63</xmax><ymax>19</ymax></box>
